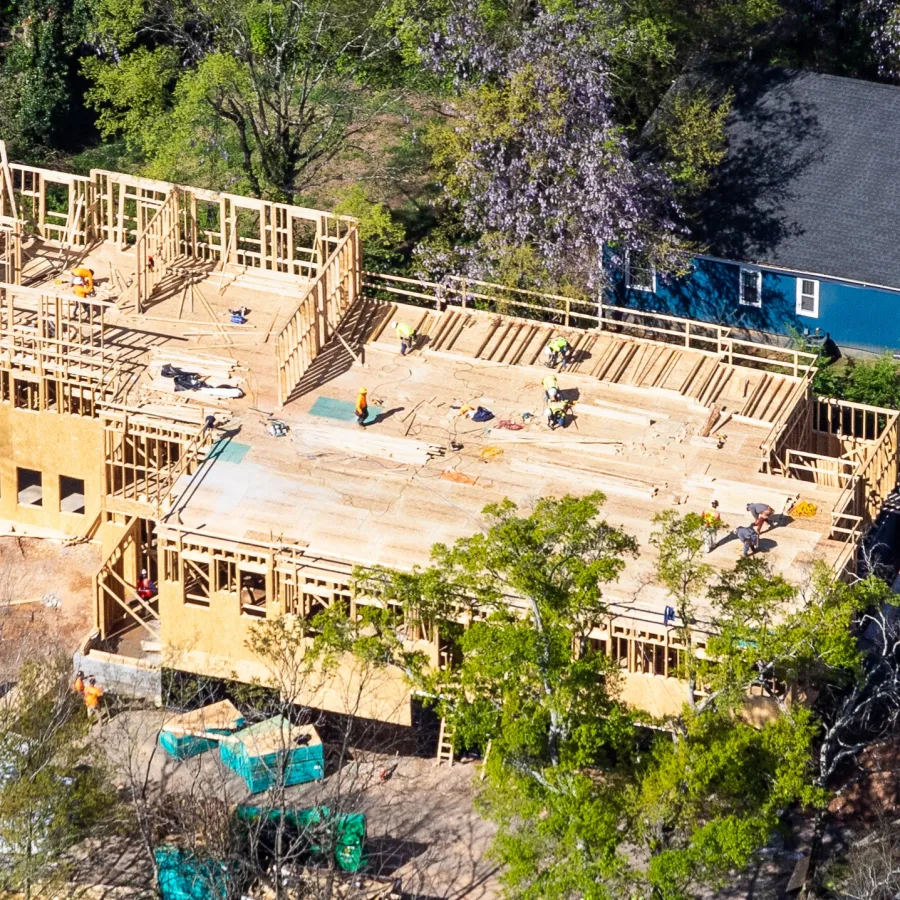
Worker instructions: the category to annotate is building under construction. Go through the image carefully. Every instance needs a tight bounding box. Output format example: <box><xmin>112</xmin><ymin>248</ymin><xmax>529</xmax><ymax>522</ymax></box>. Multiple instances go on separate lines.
<box><xmin>0</xmin><ymin>144</ymin><xmax>896</xmax><ymax>724</ymax></box>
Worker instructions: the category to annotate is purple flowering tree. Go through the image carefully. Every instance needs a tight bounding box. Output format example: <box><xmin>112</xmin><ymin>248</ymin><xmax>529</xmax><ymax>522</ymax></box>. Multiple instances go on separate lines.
<box><xmin>417</xmin><ymin>0</ymin><xmax>686</xmax><ymax>290</ymax></box>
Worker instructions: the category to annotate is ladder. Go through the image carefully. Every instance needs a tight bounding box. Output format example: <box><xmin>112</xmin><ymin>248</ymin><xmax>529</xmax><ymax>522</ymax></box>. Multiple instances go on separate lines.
<box><xmin>435</xmin><ymin>717</ymin><xmax>454</xmax><ymax>767</ymax></box>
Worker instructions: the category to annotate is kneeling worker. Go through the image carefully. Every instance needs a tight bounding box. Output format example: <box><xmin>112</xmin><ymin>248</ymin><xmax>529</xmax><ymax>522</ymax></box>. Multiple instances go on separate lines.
<box><xmin>545</xmin><ymin>336</ymin><xmax>570</xmax><ymax>370</ymax></box>
<box><xmin>546</xmin><ymin>399</ymin><xmax>569</xmax><ymax>430</ymax></box>
<box><xmin>543</xmin><ymin>373</ymin><xmax>560</xmax><ymax>402</ymax></box>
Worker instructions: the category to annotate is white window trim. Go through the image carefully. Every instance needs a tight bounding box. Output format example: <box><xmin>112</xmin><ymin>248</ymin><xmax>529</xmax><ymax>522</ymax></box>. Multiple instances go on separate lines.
<box><xmin>625</xmin><ymin>251</ymin><xmax>657</xmax><ymax>293</ymax></box>
<box><xmin>739</xmin><ymin>267</ymin><xmax>762</xmax><ymax>308</ymax></box>
<box><xmin>795</xmin><ymin>277</ymin><xmax>820</xmax><ymax>318</ymax></box>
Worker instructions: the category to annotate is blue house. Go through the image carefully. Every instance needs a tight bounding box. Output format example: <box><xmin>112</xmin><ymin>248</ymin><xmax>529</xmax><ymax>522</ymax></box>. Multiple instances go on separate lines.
<box><xmin>615</xmin><ymin>67</ymin><xmax>900</xmax><ymax>354</ymax></box>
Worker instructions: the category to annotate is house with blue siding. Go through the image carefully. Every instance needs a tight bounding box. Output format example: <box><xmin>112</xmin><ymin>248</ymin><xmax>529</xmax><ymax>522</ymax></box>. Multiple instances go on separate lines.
<box><xmin>614</xmin><ymin>67</ymin><xmax>900</xmax><ymax>354</ymax></box>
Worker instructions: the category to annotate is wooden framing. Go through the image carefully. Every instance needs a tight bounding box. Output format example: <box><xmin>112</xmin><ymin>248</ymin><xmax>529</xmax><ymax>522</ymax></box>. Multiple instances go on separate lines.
<box><xmin>99</xmin><ymin>406</ymin><xmax>214</xmax><ymax>518</ymax></box>
<box><xmin>133</xmin><ymin>189</ymin><xmax>181</xmax><ymax>313</ymax></box>
<box><xmin>275</xmin><ymin>226</ymin><xmax>362</xmax><ymax>405</ymax></box>
<box><xmin>0</xmin><ymin>216</ymin><xmax>22</xmax><ymax>285</ymax></box>
<box><xmin>0</xmin><ymin>282</ymin><xmax>113</xmax><ymax>416</ymax></box>
<box><xmin>363</xmin><ymin>271</ymin><xmax>817</xmax><ymax>377</ymax></box>
<box><xmin>94</xmin><ymin>515</ymin><xmax>159</xmax><ymax>640</ymax></box>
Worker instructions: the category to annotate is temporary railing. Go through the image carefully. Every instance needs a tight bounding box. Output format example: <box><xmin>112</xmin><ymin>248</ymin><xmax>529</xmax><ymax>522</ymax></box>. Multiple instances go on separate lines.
<box><xmin>276</xmin><ymin>225</ymin><xmax>362</xmax><ymax>406</ymax></box>
<box><xmin>362</xmin><ymin>271</ymin><xmax>818</xmax><ymax>377</ymax></box>
<box><xmin>784</xmin><ymin>448</ymin><xmax>858</xmax><ymax>487</ymax></box>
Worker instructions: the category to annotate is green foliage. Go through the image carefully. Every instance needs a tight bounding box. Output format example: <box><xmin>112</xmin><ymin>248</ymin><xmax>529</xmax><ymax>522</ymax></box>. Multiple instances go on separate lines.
<box><xmin>635</xmin><ymin>707</ymin><xmax>823</xmax><ymax>898</ymax></box>
<box><xmin>814</xmin><ymin>355</ymin><xmax>900</xmax><ymax>410</ymax></box>
<box><xmin>0</xmin><ymin>0</ymin><xmax>92</xmax><ymax>159</ymax></box>
<box><xmin>0</xmin><ymin>659</ymin><xmax>121</xmax><ymax>898</ymax></box>
<box><xmin>654</xmin><ymin>88</ymin><xmax>733</xmax><ymax>198</ymax></box>
<box><xmin>82</xmin><ymin>0</ymin><xmax>403</xmax><ymax>197</ymax></box>
<box><xmin>333</xmin><ymin>185</ymin><xmax>406</xmax><ymax>269</ymax></box>
<box><xmin>650</xmin><ymin>510</ymin><xmax>711</xmax><ymax>693</ymax></box>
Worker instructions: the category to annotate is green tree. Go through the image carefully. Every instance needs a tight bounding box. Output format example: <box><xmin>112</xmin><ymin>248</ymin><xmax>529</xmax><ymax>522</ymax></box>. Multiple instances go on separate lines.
<box><xmin>650</xmin><ymin>510</ymin><xmax>712</xmax><ymax>707</ymax></box>
<box><xmin>83</xmin><ymin>0</ymin><xmax>404</xmax><ymax>198</ymax></box>
<box><xmin>333</xmin><ymin>185</ymin><xmax>405</xmax><ymax>269</ymax></box>
<box><xmin>814</xmin><ymin>354</ymin><xmax>900</xmax><ymax>410</ymax></box>
<box><xmin>330</xmin><ymin>500</ymin><xmax>898</xmax><ymax>898</ymax></box>
<box><xmin>0</xmin><ymin>0</ymin><xmax>92</xmax><ymax>160</ymax></box>
<box><xmin>0</xmin><ymin>658</ymin><xmax>120</xmax><ymax>900</ymax></box>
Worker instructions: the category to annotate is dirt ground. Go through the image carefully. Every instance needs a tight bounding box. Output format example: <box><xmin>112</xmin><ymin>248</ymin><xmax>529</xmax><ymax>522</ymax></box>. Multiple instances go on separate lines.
<box><xmin>92</xmin><ymin>709</ymin><xmax>500</xmax><ymax>900</ymax></box>
<box><xmin>0</xmin><ymin>535</ymin><xmax>100</xmax><ymax>678</ymax></box>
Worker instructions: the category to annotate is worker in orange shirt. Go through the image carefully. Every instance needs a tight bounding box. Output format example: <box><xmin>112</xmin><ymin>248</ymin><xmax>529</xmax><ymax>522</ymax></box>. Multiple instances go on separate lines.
<box><xmin>355</xmin><ymin>387</ymin><xmax>368</xmax><ymax>427</ymax></box>
<box><xmin>83</xmin><ymin>676</ymin><xmax>105</xmax><ymax>724</ymax></box>
<box><xmin>70</xmin><ymin>266</ymin><xmax>95</xmax><ymax>299</ymax></box>
<box><xmin>72</xmin><ymin>670</ymin><xmax>85</xmax><ymax>696</ymax></box>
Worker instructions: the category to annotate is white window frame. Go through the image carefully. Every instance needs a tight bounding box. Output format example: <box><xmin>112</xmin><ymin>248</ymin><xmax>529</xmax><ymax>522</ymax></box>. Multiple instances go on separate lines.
<box><xmin>795</xmin><ymin>277</ymin><xmax>820</xmax><ymax>318</ymax></box>
<box><xmin>625</xmin><ymin>251</ymin><xmax>657</xmax><ymax>293</ymax></box>
<box><xmin>739</xmin><ymin>267</ymin><xmax>762</xmax><ymax>308</ymax></box>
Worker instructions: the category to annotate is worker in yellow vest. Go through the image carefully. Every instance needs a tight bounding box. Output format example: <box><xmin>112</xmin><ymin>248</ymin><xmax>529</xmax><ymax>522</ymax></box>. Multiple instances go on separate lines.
<box><xmin>543</xmin><ymin>373</ymin><xmax>560</xmax><ymax>402</ymax></box>
<box><xmin>391</xmin><ymin>321</ymin><xmax>416</xmax><ymax>356</ymax></box>
<box><xmin>545</xmin><ymin>399</ymin><xmax>569</xmax><ymax>430</ymax></box>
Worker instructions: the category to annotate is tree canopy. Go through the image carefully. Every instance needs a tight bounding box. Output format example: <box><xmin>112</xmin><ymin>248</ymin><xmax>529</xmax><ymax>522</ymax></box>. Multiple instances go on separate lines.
<box><xmin>336</xmin><ymin>496</ymin><xmax>899</xmax><ymax>898</ymax></box>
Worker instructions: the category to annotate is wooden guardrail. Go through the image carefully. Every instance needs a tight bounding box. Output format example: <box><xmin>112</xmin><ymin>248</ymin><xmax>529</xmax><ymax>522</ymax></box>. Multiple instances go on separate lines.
<box><xmin>362</xmin><ymin>271</ymin><xmax>818</xmax><ymax>377</ymax></box>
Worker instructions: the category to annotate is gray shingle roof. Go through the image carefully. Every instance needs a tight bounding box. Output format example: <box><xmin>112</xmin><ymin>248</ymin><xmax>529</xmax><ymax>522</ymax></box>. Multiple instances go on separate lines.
<box><xmin>686</xmin><ymin>66</ymin><xmax>900</xmax><ymax>289</ymax></box>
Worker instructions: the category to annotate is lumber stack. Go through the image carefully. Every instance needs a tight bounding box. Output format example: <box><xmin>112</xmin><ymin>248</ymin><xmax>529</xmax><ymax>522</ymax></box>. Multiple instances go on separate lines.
<box><xmin>296</xmin><ymin>422</ymin><xmax>446</xmax><ymax>465</ymax></box>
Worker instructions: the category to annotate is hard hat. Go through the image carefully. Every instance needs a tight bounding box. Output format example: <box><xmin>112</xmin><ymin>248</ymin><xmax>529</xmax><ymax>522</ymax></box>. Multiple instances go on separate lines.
<box><xmin>360</xmin><ymin>387</ymin><xmax>368</xmax><ymax>393</ymax></box>
<box><xmin>141</xmin><ymin>568</ymin><xmax>147</xmax><ymax>576</ymax></box>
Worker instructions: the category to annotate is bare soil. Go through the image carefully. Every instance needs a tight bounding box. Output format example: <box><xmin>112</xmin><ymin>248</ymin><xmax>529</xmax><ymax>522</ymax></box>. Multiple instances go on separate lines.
<box><xmin>0</xmin><ymin>535</ymin><xmax>100</xmax><ymax>678</ymax></box>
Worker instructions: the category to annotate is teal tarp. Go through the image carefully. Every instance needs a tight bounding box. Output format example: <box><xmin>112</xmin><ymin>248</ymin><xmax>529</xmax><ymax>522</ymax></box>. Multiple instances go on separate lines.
<box><xmin>155</xmin><ymin>846</ymin><xmax>233</xmax><ymax>900</ymax></box>
<box><xmin>308</xmin><ymin>395</ymin><xmax>382</xmax><ymax>424</ymax></box>
<box><xmin>159</xmin><ymin>729</ymin><xmax>235</xmax><ymax>761</ymax></box>
<box><xmin>207</xmin><ymin>439</ymin><xmax>251</xmax><ymax>464</ymax></box>
<box><xmin>235</xmin><ymin>805</ymin><xmax>367</xmax><ymax>873</ymax></box>
<box><xmin>219</xmin><ymin>717</ymin><xmax>324</xmax><ymax>793</ymax></box>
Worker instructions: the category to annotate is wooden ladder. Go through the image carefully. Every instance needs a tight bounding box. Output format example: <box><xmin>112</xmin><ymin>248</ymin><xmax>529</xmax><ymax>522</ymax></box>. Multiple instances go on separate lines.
<box><xmin>435</xmin><ymin>717</ymin><xmax>455</xmax><ymax>767</ymax></box>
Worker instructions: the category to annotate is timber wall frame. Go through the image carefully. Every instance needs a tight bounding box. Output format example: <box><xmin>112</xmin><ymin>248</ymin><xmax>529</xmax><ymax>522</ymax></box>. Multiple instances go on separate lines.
<box><xmin>0</xmin><ymin>217</ymin><xmax>22</xmax><ymax>285</ymax></box>
<box><xmin>99</xmin><ymin>405</ymin><xmax>215</xmax><ymax>520</ymax></box>
<box><xmin>275</xmin><ymin>227</ymin><xmax>362</xmax><ymax>406</ymax></box>
<box><xmin>0</xmin><ymin>141</ymin><xmax>359</xmax><ymax>311</ymax></box>
<box><xmin>0</xmin><ymin>282</ymin><xmax>116</xmax><ymax>415</ymax></box>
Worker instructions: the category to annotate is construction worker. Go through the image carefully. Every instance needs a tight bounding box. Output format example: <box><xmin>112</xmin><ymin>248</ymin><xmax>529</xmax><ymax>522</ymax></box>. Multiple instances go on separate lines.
<box><xmin>391</xmin><ymin>321</ymin><xmax>416</xmax><ymax>356</ymax></box>
<box><xmin>701</xmin><ymin>500</ymin><xmax>722</xmax><ymax>553</ymax></box>
<box><xmin>545</xmin><ymin>336</ymin><xmax>570</xmax><ymax>370</ymax></box>
<box><xmin>136</xmin><ymin>568</ymin><xmax>156</xmax><ymax>601</ymax></box>
<box><xmin>545</xmin><ymin>399</ymin><xmax>569</xmax><ymax>430</ymax></box>
<box><xmin>71</xmin><ymin>266</ymin><xmax>94</xmax><ymax>298</ymax></box>
<box><xmin>355</xmin><ymin>387</ymin><xmax>369</xmax><ymax>427</ymax></box>
<box><xmin>83</xmin><ymin>676</ymin><xmax>104</xmax><ymax>723</ymax></box>
<box><xmin>734</xmin><ymin>525</ymin><xmax>760</xmax><ymax>558</ymax></box>
<box><xmin>746</xmin><ymin>502</ymin><xmax>775</xmax><ymax>534</ymax></box>
<box><xmin>543</xmin><ymin>373</ymin><xmax>560</xmax><ymax>402</ymax></box>
<box><xmin>73</xmin><ymin>670</ymin><xmax>85</xmax><ymax>696</ymax></box>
